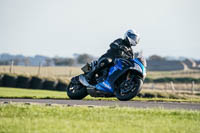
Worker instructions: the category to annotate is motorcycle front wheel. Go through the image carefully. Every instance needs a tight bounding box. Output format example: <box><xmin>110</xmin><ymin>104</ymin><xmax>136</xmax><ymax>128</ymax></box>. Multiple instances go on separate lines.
<box><xmin>115</xmin><ymin>78</ymin><xmax>143</xmax><ymax>101</ymax></box>
<box><xmin>66</xmin><ymin>76</ymin><xmax>88</xmax><ymax>100</ymax></box>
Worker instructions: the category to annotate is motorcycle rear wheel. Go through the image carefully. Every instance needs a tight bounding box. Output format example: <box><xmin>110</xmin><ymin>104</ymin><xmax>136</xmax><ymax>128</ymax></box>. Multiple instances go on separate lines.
<box><xmin>66</xmin><ymin>76</ymin><xmax>88</xmax><ymax>100</ymax></box>
<box><xmin>115</xmin><ymin>78</ymin><xmax>143</xmax><ymax>101</ymax></box>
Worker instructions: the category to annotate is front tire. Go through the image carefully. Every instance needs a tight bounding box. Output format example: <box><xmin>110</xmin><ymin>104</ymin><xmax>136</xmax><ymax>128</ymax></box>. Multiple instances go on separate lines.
<box><xmin>66</xmin><ymin>76</ymin><xmax>88</xmax><ymax>100</ymax></box>
<box><xmin>115</xmin><ymin>78</ymin><xmax>143</xmax><ymax>101</ymax></box>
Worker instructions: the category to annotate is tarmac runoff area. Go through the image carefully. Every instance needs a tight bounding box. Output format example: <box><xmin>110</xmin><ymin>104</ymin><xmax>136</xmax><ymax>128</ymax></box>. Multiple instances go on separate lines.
<box><xmin>0</xmin><ymin>98</ymin><xmax>200</xmax><ymax>110</ymax></box>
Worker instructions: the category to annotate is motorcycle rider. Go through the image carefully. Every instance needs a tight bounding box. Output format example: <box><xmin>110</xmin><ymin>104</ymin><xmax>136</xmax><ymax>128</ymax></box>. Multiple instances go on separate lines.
<box><xmin>85</xmin><ymin>29</ymin><xmax>140</xmax><ymax>82</ymax></box>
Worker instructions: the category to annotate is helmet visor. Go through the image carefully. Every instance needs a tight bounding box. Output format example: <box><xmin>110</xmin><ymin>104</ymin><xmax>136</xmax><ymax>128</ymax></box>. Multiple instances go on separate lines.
<box><xmin>127</xmin><ymin>32</ymin><xmax>139</xmax><ymax>44</ymax></box>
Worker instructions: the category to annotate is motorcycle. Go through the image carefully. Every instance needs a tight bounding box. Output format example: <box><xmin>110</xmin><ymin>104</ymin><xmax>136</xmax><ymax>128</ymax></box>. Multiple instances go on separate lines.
<box><xmin>66</xmin><ymin>55</ymin><xmax>147</xmax><ymax>101</ymax></box>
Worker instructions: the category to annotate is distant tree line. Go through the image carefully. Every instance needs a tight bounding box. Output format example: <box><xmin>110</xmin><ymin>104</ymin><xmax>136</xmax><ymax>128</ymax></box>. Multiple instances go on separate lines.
<box><xmin>52</xmin><ymin>53</ymin><xmax>94</xmax><ymax>66</ymax></box>
<box><xmin>0</xmin><ymin>53</ymin><xmax>95</xmax><ymax>66</ymax></box>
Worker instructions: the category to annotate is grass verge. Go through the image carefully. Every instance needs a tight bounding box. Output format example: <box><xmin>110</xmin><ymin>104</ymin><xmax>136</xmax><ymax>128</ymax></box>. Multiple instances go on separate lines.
<box><xmin>0</xmin><ymin>87</ymin><xmax>67</xmax><ymax>99</ymax></box>
<box><xmin>0</xmin><ymin>104</ymin><xmax>200</xmax><ymax>133</ymax></box>
<box><xmin>0</xmin><ymin>87</ymin><xmax>200</xmax><ymax>103</ymax></box>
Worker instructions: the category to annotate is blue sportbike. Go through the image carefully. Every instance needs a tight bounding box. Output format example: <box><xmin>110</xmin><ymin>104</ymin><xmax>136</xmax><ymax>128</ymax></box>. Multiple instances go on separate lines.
<box><xmin>66</xmin><ymin>56</ymin><xmax>147</xmax><ymax>101</ymax></box>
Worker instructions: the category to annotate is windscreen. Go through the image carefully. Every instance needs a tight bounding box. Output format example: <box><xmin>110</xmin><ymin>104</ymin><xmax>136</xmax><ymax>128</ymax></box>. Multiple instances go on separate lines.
<box><xmin>134</xmin><ymin>52</ymin><xmax>147</xmax><ymax>67</ymax></box>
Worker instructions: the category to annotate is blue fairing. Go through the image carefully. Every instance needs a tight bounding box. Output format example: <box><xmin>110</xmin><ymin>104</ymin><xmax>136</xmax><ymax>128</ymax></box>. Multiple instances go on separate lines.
<box><xmin>95</xmin><ymin>58</ymin><xmax>145</xmax><ymax>93</ymax></box>
<box><xmin>96</xmin><ymin>80</ymin><xmax>113</xmax><ymax>93</ymax></box>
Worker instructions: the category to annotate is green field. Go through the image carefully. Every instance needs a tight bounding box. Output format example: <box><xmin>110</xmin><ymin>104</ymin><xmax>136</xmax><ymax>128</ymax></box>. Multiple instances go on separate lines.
<box><xmin>0</xmin><ymin>87</ymin><xmax>68</xmax><ymax>99</ymax></box>
<box><xmin>1</xmin><ymin>87</ymin><xmax>200</xmax><ymax>103</ymax></box>
<box><xmin>0</xmin><ymin>104</ymin><xmax>200</xmax><ymax>133</ymax></box>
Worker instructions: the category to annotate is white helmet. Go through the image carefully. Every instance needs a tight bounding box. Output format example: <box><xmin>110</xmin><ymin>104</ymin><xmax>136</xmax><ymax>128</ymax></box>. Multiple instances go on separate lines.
<box><xmin>124</xmin><ymin>29</ymin><xmax>140</xmax><ymax>46</ymax></box>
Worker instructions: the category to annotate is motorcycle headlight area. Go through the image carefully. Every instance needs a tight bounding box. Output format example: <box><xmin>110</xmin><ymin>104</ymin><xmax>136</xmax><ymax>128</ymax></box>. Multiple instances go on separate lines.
<box><xmin>132</xmin><ymin>63</ymin><xmax>143</xmax><ymax>72</ymax></box>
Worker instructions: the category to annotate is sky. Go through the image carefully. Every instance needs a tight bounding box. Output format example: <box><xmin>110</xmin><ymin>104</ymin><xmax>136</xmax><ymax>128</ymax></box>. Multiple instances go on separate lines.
<box><xmin>0</xmin><ymin>0</ymin><xmax>200</xmax><ymax>59</ymax></box>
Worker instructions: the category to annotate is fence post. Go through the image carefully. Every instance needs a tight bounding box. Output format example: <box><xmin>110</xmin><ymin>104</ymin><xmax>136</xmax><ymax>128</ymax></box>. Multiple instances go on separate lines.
<box><xmin>37</xmin><ymin>62</ymin><xmax>42</xmax><ymax>76</ymax></box>
<box><xmin>9</xmin><ymin>60</ymin><xmax>14</xmax><ymax>73</ymax></box>
<box><xmin>170</xmin><ymin>81</ymin><xmax>175</xmax><ymax>93</ymax></box>
<box><xmin>191</xmin><ymin>81</ymin><xmax>195</xmax><ymax>94</ymax></box>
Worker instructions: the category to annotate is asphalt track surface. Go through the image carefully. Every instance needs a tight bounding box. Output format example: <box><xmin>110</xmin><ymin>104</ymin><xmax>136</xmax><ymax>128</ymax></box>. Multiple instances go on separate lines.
<box><xmin>1</xmin><ymin>98</ymin><xmax>200</xmax><ymax>110</ymax></box>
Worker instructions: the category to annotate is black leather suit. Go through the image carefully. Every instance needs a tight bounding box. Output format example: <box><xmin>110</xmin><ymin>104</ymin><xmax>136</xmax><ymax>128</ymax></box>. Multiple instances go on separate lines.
<box><xmin>99</xmin><ymin>38</ymin><xmax>133</xmax><ymax>62</ymax></box>
<box><xmin>86</xmin><ymin>38</ymin><xmax>134</xmax><ymax>80</ymax></box>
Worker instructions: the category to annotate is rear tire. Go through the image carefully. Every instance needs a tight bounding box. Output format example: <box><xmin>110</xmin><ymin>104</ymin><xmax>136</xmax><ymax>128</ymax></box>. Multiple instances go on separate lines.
<box><xmin>66</xmin><ymin>76</ymin><xmax>88</xmax><ymax>100</ymax></box>
<box><xmin>115</xmin><ymin>78</ymin><xmax>143</xmax><ymax>101</ymax></box>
